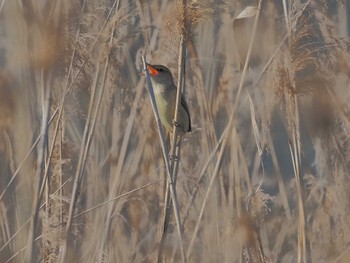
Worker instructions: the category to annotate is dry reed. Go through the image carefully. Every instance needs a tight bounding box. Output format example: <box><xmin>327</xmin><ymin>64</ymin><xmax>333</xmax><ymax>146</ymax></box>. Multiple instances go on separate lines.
<box><xmin>1</xmin><ymin>1</ymin><xmax>350</xmax><ymax>262</ymax></box>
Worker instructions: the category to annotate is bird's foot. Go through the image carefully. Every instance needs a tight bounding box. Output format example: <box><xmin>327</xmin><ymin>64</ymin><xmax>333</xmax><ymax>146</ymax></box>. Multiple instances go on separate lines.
<box><xmin>172</xmin><ymin>119</ymin><xmax>181</xmax><ymax>127</ymax></box>
<box><xmin>169</xmin><ymin>154</ymin><xmax>179</xmax><ymax>161</ymax></box>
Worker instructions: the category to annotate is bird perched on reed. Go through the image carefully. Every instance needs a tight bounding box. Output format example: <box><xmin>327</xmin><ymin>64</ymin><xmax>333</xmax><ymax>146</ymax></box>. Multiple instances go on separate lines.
<box><xmin>146</xmin><ymin>63</ymin><xmax>191</xmax><ymax>136</ymax></box>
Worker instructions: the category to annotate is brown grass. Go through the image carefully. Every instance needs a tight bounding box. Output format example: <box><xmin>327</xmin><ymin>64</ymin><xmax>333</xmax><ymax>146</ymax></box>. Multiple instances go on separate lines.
<box><xmin>1</xmin><ymin>0</ymin><xmax>350</xmax><ymax>262</ymax></box>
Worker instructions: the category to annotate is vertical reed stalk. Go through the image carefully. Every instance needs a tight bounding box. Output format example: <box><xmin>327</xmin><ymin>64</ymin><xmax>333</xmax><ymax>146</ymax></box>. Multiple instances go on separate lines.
<box><xmin>142</xmin><ymin>55</ymin><xmax>186</xmax><ymax>263</ymax></box>
<box><xmin>187</xmin><ymin>0</ymin><xmax>264</xmax><ymax>257</ymax></box>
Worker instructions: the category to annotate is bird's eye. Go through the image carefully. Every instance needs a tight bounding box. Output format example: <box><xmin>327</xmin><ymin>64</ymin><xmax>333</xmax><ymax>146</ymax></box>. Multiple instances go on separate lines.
<box><xmin>159</xmin><ymin>68</ymin><xmax>164</xmax><ymax>72</ymax></box>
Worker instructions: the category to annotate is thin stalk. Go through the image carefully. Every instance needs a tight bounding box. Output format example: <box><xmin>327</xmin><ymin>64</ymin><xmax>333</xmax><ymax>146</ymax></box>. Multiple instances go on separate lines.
<box><xmin>232</xmin><ymin>130</ymin><xmax>242</xmax><ymax>217</ymax></box>
<box><xmin>158</xmin><ymin>1</ymin><xmax>188</xmax><ymax>260</ymax></box>
<box><xmin>95</xmin><ymin>67</ymin><xmax>144</xmax><ymax>263</ymax></box>
<box><xmin>99</xmin><ymin>8</ymin><xmax>171</xmax><ymax>249</ymax></box>
<box><xmin>5</xmin><ymin>234</ymin><xmax>43</xmax><ymax>263</ymax></box>
<box><xmin>74</xmin><ymin>180</ymin><xmax>162</xmax><ymax>218</ymax></box>
<box><xmin>142</xmin><ymin>56</ymin><xmax>186</xmax><ymax>263</ymax></box>
<box><xmin>96</xmin><ymin>4</ymin><xmax>157</xmax><ymax>260</ymax></box>
<box><xmin>59</xmin><ymin>56</ymin><xmax>102</xmax><ymax>263</ymax></box>
<box><xmin>254</xmin><ymin>33</ymin><xmax>288</xmax><ymax>87</ymax></box>
<box><xmin>1</xmin><ymin>176</ymin><xmax>73</xmax><ymax>254</ymax></box>
<box><xmin>99</xmin><ymin>78</ymin><xmax>144</xmax><ymax>242</ymax></box>
<box><xmin>187</xmin><ymin>0</ymin><xmax>264</xmax><ymax>257</ymax></box>
<box><xmin>39</xmin><ymin>86</ymin><xmax>72</xmax><ymax>216</ymax></box>
<box><xmin>292</xmin><ymin>95</ymin><xmax>306</xmax><ymax>263</ymax></box>
<box><xmin>288</xmin><ymin>139</ymin><xmax>306</xmax><ymax>263</ymax></box>
<box><xmin>267</xmin><ymin>133</ymin><xmax>292</xmax><ymax>222</ymax></box>
<box><xmin>0</xmin><ymin>108</ymin><xmax>58</xmax><ymax>202</ymax></box>
<box><xmin>254</xmin><ymin>0</ymin><xmax>312</xmax><ymax>87</ymax></box>
<box><xmin>158</xmin><ymin>34</ymin><xmax>187</xmax><ymax>262</ymax></box>
<box><xmin>25</xmin><ymin>69</ymin><xmax>52</xmax><ymax>263</ymax></box>
<box><xmin>282</xmin><ymin>0</ymin><xmax>290</xmax><ymax>35</ymax></box>
<box><xmin>62</xmin><ymin>3</ymin><xmax>119</xmax><ymax>257</ymax></box>
<box><xmin>0</xmin><ymin>218</ymin><xmax>31</xmax><ymax>253</ymax></box>
<box><xmin>170</xmin><ymin>35</ymin><xmax>187</xmax><ymax>160</ymax></box>
<box><xmin>0</xmin><ymin>0</ymin><xmax>5</xmax><ymax>14</ymax></box>
<box><xmin>182</xmin><ymin>130</ymin><xmax>226</xmax><ymax>226</ymax></box>
<box><xmin>158</xmin><ymin>138</ymin><xmax>182</xmax><ymax>262</ymax></box>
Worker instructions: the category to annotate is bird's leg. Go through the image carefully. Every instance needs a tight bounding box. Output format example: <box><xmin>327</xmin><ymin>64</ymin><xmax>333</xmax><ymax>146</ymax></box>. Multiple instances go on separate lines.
<box><xmin>168</xmin><ymin>135</ymin><xmax>182</xmax><ymax>161</ymax></box>
<box><xmin>168</xmin><ymin>130</ymin><xmax>183</xmax><ymax>161</ymax></box>
<box><xmin>166</xmin><ymin>132</ymin><xmax>176</xmax><ymax>161</ymax></box>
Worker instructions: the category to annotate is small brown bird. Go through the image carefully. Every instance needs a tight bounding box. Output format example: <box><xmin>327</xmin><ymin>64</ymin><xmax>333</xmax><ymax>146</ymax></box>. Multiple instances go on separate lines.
<box><xmin>147</xmin><ymin>64</ymin><xmax>191</xmax><ymax>135</ymax></box>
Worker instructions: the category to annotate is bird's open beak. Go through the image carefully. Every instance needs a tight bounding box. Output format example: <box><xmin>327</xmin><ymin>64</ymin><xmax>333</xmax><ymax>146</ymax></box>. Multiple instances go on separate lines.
<box><xmin>146</xmin><ymin>64</ymin><xmax>159</xmax><ymax>76</ymax></box>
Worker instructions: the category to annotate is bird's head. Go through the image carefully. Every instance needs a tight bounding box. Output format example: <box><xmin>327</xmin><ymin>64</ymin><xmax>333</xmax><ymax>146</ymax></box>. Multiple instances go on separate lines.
<box><xmin>146</xmin><ymin>64</ymin><xmax>175</xmax><ymax>88</ymax></box>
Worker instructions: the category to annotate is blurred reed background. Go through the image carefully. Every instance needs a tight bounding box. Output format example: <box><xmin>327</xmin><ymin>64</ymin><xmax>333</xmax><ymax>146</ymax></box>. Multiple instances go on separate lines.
<box><xmin>1</xmin><ymin>0</ymin><xmax>350</xmax><ymax>262</ymax></box>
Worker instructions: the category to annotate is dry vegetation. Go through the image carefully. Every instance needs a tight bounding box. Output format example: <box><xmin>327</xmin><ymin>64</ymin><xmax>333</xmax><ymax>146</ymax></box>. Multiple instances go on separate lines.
<box><xmin>1</xmin><ymin>0</ymin><xmax>350</xmax><ymax>262</ymax></box>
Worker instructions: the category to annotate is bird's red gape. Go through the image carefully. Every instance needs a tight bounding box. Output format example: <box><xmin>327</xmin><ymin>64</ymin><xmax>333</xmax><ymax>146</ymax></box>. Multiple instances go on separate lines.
<box><xmin>147</xmin><ymin>64</ymin><xmax>159</xmax><ymax>76</ymax></box>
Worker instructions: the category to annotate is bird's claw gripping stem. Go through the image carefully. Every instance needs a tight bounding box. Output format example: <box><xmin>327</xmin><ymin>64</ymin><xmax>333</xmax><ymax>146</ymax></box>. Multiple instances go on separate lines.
<box><xmin>172</xmin><ymin>119</ymin><xmax>180</xmax><ymax>128</ymax></box>
<box><xmin>169</xmin><ymin>154</ymin><xmax>179</xmax><ymax>161</ymax></box>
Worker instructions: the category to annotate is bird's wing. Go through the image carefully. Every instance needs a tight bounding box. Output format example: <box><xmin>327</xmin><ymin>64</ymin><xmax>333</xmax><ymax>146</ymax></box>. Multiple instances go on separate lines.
<box><xmin>181</xmin><ymin>95</ymin><xmax>191</xmax><ymax>132</ymax></box>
